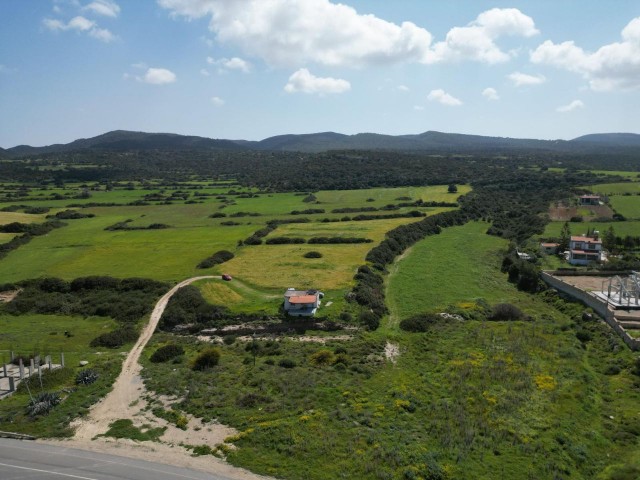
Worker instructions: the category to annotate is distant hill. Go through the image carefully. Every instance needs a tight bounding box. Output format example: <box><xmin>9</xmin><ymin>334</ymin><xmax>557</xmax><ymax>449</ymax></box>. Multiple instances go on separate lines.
<box><xmin>5</xmin><ymin>129</ymin><xmax>640</xmax><ymax>157</ymax></box>
<box><xmin>6</xmin><ymin>130</ymin><xmax>246</xmax><ymax>157</ymax></box>
<box><xmin>249</xmin><ymin>130</ymin><xmax>570</xmax><ymax>152</ymax></box>
<box><xmin>570</xmin><ymin>133</ymin><xmax>640</xmax><ymax>147</ymax></box>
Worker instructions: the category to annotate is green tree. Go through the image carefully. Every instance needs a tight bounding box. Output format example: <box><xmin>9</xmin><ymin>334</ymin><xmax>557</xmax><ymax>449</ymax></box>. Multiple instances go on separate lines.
<box><xmin>559</xmin><ymin>222</ymin><xmax>571</xmax><ymax>251</ymax></box>
<box><xmin>603</xmin><ymin>226</ymin><xmax>616</xmax><ymax>251</ymax></box>
<box><xmin>447</xmin><ymin>184</ymin><xmax>458</xmax><ymax>193</ymax></box>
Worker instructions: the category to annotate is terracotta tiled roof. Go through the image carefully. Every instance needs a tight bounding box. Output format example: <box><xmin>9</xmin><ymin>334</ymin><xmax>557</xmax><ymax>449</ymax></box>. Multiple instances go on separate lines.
<box><xmin>288</xmin><ymin>295</ymin><xmax>317</xmax><ymax>304</ymax></box>
<box><xmin>541</xmin><ymin>243</ymin><xmax>560</xmax><ymax>247</ymax></box>
<box><xmin>571</xmin><ymin>236</ymin><xmax>602</xmax><ymax>243</ymax></box>
<box><xmin>571</xmin><ymin>250</ymin><xmax>600</xmax><ymax>255</ymax></box>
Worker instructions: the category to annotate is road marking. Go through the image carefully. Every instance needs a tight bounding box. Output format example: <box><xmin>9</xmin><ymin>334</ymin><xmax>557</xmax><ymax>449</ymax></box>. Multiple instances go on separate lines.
<box><xmin>0</xmin><ymin>461</ymin><xmax>100</xmax><ymax>480</ymax></box>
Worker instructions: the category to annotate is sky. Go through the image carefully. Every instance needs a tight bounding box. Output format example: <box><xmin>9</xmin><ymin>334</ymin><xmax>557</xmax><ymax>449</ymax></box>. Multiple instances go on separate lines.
<box><xmin>1</xmin><ymin>1</ymin><xmax>640</xmax><ymax>147</ymax></box>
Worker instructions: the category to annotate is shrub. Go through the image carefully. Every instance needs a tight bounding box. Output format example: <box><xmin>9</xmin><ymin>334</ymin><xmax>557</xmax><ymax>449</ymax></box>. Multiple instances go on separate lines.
<box><xmin>75</xmin><ymin>369</ymin><xmax>100</xmax><ymax>385</ymax></box>
<box><xmin>576</xmin><ymin>330</ymin><xmax>593</xmax><ymax>343</ymax></box>
<box><xmin>310</xmin><ymin>349</ymin><xmax>335</xmax><ymax>366</ymax></box>
<box><xmin>197</xmin><ymin>250</ymin><xmax>234</xmax><ymax>269</ymax></box>
<box><xmin>26</xmin><ymin>391</ymin><xmax>61</xmax><ymax>417</ymax></box>
<box><xmin>359</xmin><ymin>310</ymin><xmax>380</xmax><ymax>331</ymax></box>
<box><xmin>278</xmin><ymin>358</ymin><xmax>297</xmax><ymax>369</ymax></box>
<box><xmin>489</xmin><ymin>303</ymin><xmax>524</xmax><ymax>321</ymax></box>
<box><xmin>303</xmin><ymin>251</ymin><xmax>323</xmax><ymax>258</ymax></box>
<box><xmin>223</xmin><ymin>335</ymin><xmax>237</xmax><ymax>345</ymax></box>
<box><xmin>236</xmin><ymin>393</ymin><xmax>272</xmax><ymax>408</ymax></box>
<box><xmin>150</xmin><ymin>344</ymin><xmax>185</xmax><ymax>363</ymax></box>
<box><xmin>90</xmin><ymin>327</ymin><xmax>138</xmax><ymax>348</ymax></box>
<box><xmin>192</xmin><ymin>348</ymin><xmax>221</xmax><ymax>371</ymax></box>
<box><xmin>400</xmin><ymin>313</ymin><xmax>441</xmax><ymax>332</ymax></box>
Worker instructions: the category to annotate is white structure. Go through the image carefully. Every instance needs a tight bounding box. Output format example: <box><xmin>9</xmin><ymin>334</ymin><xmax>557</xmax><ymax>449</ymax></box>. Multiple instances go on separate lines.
<box><xmin>579</xmin><ymin>195</ymin><xmax>601</xmax><ymax>206</ymax></box>
<box><xmin>283</xmin><ymin>288</ymin><xmax>323</xmax><ymax>317</ymax></box>
<box><xmin>568</xmin><ymin>234</ymin><xmax>602</xmax><ymax>265</ymax></box>
<box><xmin>597</xmin><ymin>272</ymin><xmax>640</xmax><ymax>308</ymax></box>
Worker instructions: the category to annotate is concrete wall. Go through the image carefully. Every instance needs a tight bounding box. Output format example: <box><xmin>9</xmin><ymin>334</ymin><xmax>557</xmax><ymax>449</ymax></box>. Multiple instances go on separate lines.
<box><xmin>542</xmin><ymin>272</ymin><xmax>640</xmax><ymax>351</ymax></box>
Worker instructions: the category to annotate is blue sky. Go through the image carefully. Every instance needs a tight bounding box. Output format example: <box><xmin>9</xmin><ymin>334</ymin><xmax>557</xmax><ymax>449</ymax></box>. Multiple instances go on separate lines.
<box><xmin>1</xmin><ymin>0</ymin><xmax>640</xmax><ymax>147</ymax></box>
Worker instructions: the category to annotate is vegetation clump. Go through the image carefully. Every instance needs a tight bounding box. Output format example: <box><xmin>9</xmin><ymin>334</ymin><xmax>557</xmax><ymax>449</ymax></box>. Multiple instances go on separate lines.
<box><xmin>192</xmin><ymin>348</ymin><xmax>221</xmax><ymax>371</ymax></box>
<box><xmin>196</xmin><ymin>250</ymin><xmax>234</xmax><ymax>269</ymax></box>
<box><xmin>488</xmin><ymin>303</ymin><xmax>525</xmax><ymax>321</ymax></box>
<box><xmin>303</xmin><ymin>251</ymin><xmax>323</xmax><ymax>258</ymax></box>
<box><xmin>150</xmin><ymin>344</ymin><xmax>185</xmax><ymax>363</ymax></box>
<box><xmin>75</xmin><ymin>368</ymin><xmax>99</xmax><ymax>385</ymax></box>
<box><xmin>90</xmin><ymin>326</ymin><xmax>138</xmax><ymax>348</ymax></box>
<box><xmin>26</xmin><ymin>392</ymin><xmax>61</xmax><ymax>417</ymax></box>
<box><xmin>399</xmin><ymin>313</ymin><xmax>442</xmax><ymax>332</ymax></box>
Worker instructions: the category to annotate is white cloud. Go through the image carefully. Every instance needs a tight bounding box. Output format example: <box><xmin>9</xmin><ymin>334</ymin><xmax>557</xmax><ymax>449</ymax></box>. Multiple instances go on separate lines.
<box><xmin>508</xmin><ymin>71</ymin><xmax>546</xmax><ymax>86</ymax></box>
<box><xmin>556</xmin><ymin>100</ymin><xmax>584</xmax><ymax>113</ymax></box>
<box><xmin>413</xmin><ymin>105</ymin><xmax>424</xmax><ymax>111</ymax></box>
<box><xmin>284</xmin><ymin>68</ymin><xmax>350</xmax><ymax>94</ymax></box>
<box><xmin>43</xmin><ymin>14</ymin><xmax>116</xmax><ymax>42</ymax></box>
<box><xmin>396</xmin><ymin>85</ymin><xmax>410</xmax><ymax>92</ymax></box>
<box><xmin>531</xmin><ymin>16</ymin><xmax>640</xmax><ymax>91</ymax></box>
<box><xmin>83</xmin><ymin>0</ymin><xmax>120</xmax><ymax>17</ymax></box>
<box><xmin>482</xmin><ymin>87</ymin><xmax>499</xmax><ymax>100</ymax></box>
<box><xmin>426</xmin><ymin>8</ymin><xmax>538</xmax><ymax>64</ymax></box>
<box><xmin>141</xmin><ymin>67</ymin><xmax>177</xmax><ymax>85</ymax></box>
<box><xmin>211</xmin><ymin>96</ymin><xmax>225</xmax><ymax>106</ymax></box>
<box><xmin>206</xmin><ymin>56</ymin><xmax>251</xmax><ymax>73</ymax></box>
<box><xmin>427</xmin><ymin>89</ymin><xmax>463</xmax><ymax>106</ymax></box>
<box><xmin>200</xmin><ymin>68</ymin><xmax>210</xmax><ymax>76</ymax></box>
<box><xmin>223</xmin><ymin>57</ymin><xmax>251</xmax><ymax>72</ymax></box>
<box><xmin>89</xmin><ymin>27</ymin><xmax>116</xmax><ymax>42</ymax></box>
<box><xmin>159</xmin><ymin>0</ymin><xmax>434</xmax><ymax>67</ymax></box>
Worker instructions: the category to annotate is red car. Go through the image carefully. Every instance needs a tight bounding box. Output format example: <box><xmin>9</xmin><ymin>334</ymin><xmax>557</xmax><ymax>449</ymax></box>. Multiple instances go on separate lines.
<box><xmin>222</xmin><ymin>274</ymin><xmax>232</xmax><ymax>281</ymax></box>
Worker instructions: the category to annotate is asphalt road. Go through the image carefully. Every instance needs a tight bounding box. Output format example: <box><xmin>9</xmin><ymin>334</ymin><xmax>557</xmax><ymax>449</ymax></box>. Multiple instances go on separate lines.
<box><xmin>0</xmin><ymin>438</ymin><xmax>229</xmax><ymax>480</ymax></box>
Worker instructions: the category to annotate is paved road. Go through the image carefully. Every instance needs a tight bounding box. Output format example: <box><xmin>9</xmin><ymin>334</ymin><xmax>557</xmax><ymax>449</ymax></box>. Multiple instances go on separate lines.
<box><xmin>0</xmin><ymin>438</ymin><xmax>230</xmax><ymax>480</ymax></box>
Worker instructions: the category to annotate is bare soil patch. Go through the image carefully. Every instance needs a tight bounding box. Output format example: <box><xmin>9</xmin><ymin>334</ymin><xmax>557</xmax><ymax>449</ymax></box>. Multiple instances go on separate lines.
<box><xmin>0</xmin><ymin>290</ymin><xmax>20</xmax><ymax>303</ymax></box>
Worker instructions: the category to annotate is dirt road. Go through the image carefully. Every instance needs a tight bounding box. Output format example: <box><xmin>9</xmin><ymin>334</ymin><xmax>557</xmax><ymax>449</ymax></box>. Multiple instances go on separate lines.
<box><xmin>52</xmin><ymin>276</ymin><xmax>268</xmax><ymax>480</ymax></box>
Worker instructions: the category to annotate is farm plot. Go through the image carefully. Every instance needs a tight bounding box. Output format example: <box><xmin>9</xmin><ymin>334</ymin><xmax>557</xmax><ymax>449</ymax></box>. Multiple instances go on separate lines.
<box><xmin>543</xmin><ymin>220</ymin><xmax>640</xmax><ymax>238</ymax></box>
<box><xmin>586</xmin><ymin>182</ymin><xmax>640</xmax><ymax>195</ymax></box>
<box><xmin>386</xmin><ymin>221</ymin><xmax>524</xmax><ymax>321</ymax></box>
<box><xmin>0</xmin><ymin>209</ymin><xmax>255</xmax><ymax>283</ymax></box>
<box><xmin>609</xmin><ymin>195</ymin><xmax>640</xmax><ymax>219</ymax></box>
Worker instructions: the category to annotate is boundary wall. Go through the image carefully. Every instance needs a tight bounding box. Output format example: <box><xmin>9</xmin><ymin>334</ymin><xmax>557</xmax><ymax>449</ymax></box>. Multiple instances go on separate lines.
<box><xmin>541</xmin><ymin>272</ymin><xmax>640</xmax><ymax>351</ymax></box>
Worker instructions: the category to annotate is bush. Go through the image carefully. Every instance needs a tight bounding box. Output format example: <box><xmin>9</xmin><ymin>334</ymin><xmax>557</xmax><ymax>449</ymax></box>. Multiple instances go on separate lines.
<box><xmin>26</xmin><ymin>391</ymin><xmax>61</xmax><ymax>417</ymax></box>
<box><xmin>303</xmin><ymin>251</ymin><xmax>323</xmax><ymax>258</ymax></box>
<box><xmin>90</xmin><ymin>327</ymin><xmax>138</xmax><ymax>348</ymax></box>
<box><xmin>309</xmin><ymin>349</ymin><xmax>335</xmax><ymax>366</ymax></box>
<box><xmin>75</xmin><ymin>368</ymin><xmax>100</xmax><ymax>385</ymax></box>
<box><xmin>278</xmin><ymin>358</ymin><xmax>297</xmax><ymax>369</ymax></box>
<box><xmin>399</xmin><ymin>313</ymin><xmax>441</xmax><ymax>332</ymax></box>
<box><xmin>489</xmin><ymin>303</ymin><xmax>524</xmax><ymax>321</ymax></box>
<box><xmin>150</xmin><ymin>344</ymin><xmax>185</xmax><ymax>363</ymax></box>
<box><xmin>196</xmin><ymin>250</ymin><xmax>234</xmax><ymax>269</ymax></box>
<box><xmin>192</xmin><ymin>348</ymin><xmax>221</xmax><ymax>371</ymax></box>
<box><xmin>359</xmin><ymin>310</ymin><xmax>380</xmax><ymax>331</ymax></box>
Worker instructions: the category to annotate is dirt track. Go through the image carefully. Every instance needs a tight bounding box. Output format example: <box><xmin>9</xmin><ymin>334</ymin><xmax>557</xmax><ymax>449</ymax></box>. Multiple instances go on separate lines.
<box><xmin>48</xmin><ymin>276</ymin><xmax>268</xmax><ymax>480</ymax></box>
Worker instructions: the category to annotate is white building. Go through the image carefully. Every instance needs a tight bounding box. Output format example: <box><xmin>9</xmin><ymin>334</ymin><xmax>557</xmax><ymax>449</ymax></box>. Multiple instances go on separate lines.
<box><xmin>283</xmin><ymin>288</ymin><xmax>323</xmax><ymax>317</ymax></box>
<box><xmin>568</xmin><ymin>235</ymin><xmax>603</xmax><ymax>265</ymax></box>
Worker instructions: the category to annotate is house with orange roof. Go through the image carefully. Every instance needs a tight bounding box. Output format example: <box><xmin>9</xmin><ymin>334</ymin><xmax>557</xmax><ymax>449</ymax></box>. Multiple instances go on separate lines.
<box><xmin>284</xmin><ymin>288</ymin><xmax>324</xmax><ymax>316</ymax></box>
<box><xmin>568</xmin><ymin>234</ymin><xmax>602</xmax><ymax>265</ymax></box>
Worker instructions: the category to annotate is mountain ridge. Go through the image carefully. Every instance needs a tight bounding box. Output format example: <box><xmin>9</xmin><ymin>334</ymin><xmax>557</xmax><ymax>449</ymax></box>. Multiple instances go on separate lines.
<box><xmin>4</xmin><ymin>129</ymin><xmax>640</xmax><ymax>157</ymax></box>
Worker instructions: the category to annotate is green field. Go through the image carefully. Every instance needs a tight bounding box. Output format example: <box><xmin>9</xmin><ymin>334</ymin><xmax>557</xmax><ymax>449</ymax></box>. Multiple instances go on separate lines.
<box><xmin>0</xmin><ymin>207</ymin><xmax>257</xmax><ymax>282</ymax></box>
<box><xmin>0</xmin><ymin>211</ymin><xmax>46</xmax><ymax>224</ymax></box>
<box><xmin>585</xmin><ymin>182</ymin><xmax>640</xmax><ymax>195</ymax></box>
<box><xmin>609</xmin><ymin>196</ymin><xmax>640</xmax><ymax>219</ymax></box>
<box><xmin>386</xmin><ymin>221</ymin><xmax>524</xmax><ymax>322</ymax></box>
<box><xmin>543</xmin><ymin>220</ymin><xmax>640</xmax><ymax>238</ymax></box>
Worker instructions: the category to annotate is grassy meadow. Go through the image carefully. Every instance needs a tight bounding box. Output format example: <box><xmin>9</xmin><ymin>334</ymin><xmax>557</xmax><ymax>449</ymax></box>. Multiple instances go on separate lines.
<box><xmin>0</xmin><ymin>313</ymin><xmax>124</xmax><ymax>437</ymax></box>
<box><xmin>386</xmin><ymin>221</ymin><xmax>519</xmax><ymax>322</ymax></box>
<box><xmin>609</xmin><ymin>196</ymin><xmax>640</xmax><ymax>220</ymax></box>
<box><xmin>586</xmin><ymin>182</ymin><xmax>640</xmax><ymax>195</ymax></box>
<box><xmin>542</xmin><ymin>220</ymin><xmax>640</xmax><ymax>239</ymax></box>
